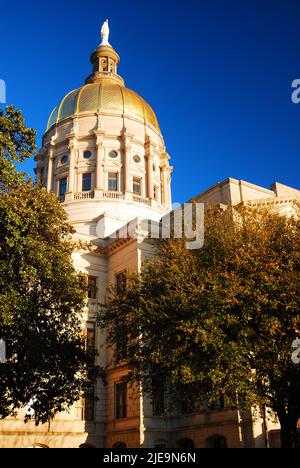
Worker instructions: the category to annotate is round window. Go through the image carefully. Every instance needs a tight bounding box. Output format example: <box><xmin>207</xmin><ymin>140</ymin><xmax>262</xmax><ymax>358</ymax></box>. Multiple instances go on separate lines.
<box><xmin>61</xmin><ymin>155</ymin><xmax>69</xmax><ymax>165</ymax></box>
<box><xmin>133</xmin><ymin>155</ymin><xmax>141</xmax><ymax>163</ymax></box>
<box><xmin>109</xmin><ymin>150</ymin><xmax>118</xmax><ymax>159</ymax></box>
<box><xmin>83</xmin><ymin>150</ymin><xmax>92</xmax><ymax>159</ymax></box>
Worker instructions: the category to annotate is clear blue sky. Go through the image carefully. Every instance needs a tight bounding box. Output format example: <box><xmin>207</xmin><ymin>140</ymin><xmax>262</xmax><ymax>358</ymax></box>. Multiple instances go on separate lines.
<box><xmin>1</xmin><ymin>0</ymin><xmax>299</xmax><ymax>203</ymax></box>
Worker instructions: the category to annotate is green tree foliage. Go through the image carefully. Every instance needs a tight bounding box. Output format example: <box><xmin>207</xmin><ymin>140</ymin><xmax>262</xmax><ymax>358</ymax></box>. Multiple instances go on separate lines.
<box><xmin>0</xmin><ymin>106</ymin><xmax>98</xmax><ymax>424</ymax></box>
<box><xmin>99</xmin><ymin>206</ymin><xmax>300</xmax><ymax>448</ymax></box>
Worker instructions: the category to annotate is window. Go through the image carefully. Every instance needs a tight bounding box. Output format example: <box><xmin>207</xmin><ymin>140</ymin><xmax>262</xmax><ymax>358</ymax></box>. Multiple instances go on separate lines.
<box><xmin>115</xmin><ymin>322</ymin><xmax>127</xmax><ymax>361</ymax></box>
<box><xmin>82</xmin><ymin>173</ymin><xmax>92</xmax><ymax>192</ymax></box>
<box><xmin>154</xmin><ymin>440</ymin><xmax>167</xmax><ymax>449</ymax></box>
<box><xmin>113</xmin><ymin>442</ymin><xmax>127</xmax><ymax>448</ymax></box>
<box><xmin>59</xmin><ymin>177</ymin><xmax>67</xmax><ymax>202</ymax></box>
<box><xmin>61</xmin><ymin>155</ymin><xmax>69</xmax><ymax>165</ymax></box>
<box><xmin>88</xmin><ymin>276</ymin><xmax>97</xmax><ymax>299</ymax></box>
<box><xmin>84</xmin><ymin>389</ymin><xmax>95</xmax><ymax>421</ymax></box>
<box><xmin>133</xmin><ymin>155</ymin><xmax>141</xmax><ymax>163</ymax></box>
<box><xmin>152</xmin><ymin>377</ymin><xmax>165</xmax><ymax>416</ymax></box>
<box><xmin>208</xmin><ymin>394</ymin><xmax>225</xmax><ymax>411</ymax></box>
<box><xmin>75</xmin><ymin>388</ymin><xmax>95</xmax><ymax>421</ymax></box>
<box><xmin>109</xmin><ymin>150</ymin><xmax>118</xmax><ymax>159</ymax></box>
<box><xmin>153</xmin><ymin>185</ymin><xmax>159</xmax><ymax>201</ymax></box>
<box><xmin>115</xmin><ymin>271</ymin><xmax>127</xmax><ymax>295</ymax></box>
<box><xmin>108</xmin><ymin>172</ymin><xmax>118</xmax><ymax>191</ymax></box>
<box><xmin>205</xmin><ymin>435</ymin><xmax>227</xmax><ymax>449</ymax></box>
<box><xmin>133</xmin><ymin>176</ymin><xmax>142</xmax><ymax>196</ymax></box>
<box><xmin>180</xmin><ymin>384</ymin><xmax>203</xmax><ymax>414</ymax></box>
<box><xmin>115</xmin><ymin>382</ymin><xmax>127</xmax><ymax>419</ymax></box>
<box><xmin>83</xmin><ymin>322</ymin><xmax>96</xmax><ymax>351</ymax></box>
<box><xmin>83</xmin><ymin>150</ymin><xmax>92</xmax><ymax>159</ymax></box>
<box><xmin>177</xmin><ymin>438</ymin><xmax>195</xmax><ymax>449</ymax></box>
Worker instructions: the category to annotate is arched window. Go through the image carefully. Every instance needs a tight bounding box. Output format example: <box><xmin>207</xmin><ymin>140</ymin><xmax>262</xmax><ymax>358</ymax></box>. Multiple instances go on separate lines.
<box><xmin>205</xmin><ymin>435</ymin><xmax>227</xmax><ymax>449</ymax></box>
<box><xmin>112</xmin><ymin>442</ymin><xmax>127</xmax><ymax>448</ymax></box>
<box><xmin>154</xmin><ymin>439</ymin><xmax>168</xmax><ymax>449</ymax></box>
<box><xmin>26</xmin><ymin>443</ymin><xmax>49</xmax><ymax>448</ymax></box>
<box><xmin>177</xmin><ymin>438</ymin><xmax>194</xmax><ymax>449</ymax></box>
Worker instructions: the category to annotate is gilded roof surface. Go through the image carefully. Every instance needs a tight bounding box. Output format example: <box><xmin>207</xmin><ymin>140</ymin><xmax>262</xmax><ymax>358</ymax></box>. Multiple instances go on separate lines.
<box><xmin>46</xmin><ymin>81</ymin><xmax>159</xmax><ymax>131</ymax></box>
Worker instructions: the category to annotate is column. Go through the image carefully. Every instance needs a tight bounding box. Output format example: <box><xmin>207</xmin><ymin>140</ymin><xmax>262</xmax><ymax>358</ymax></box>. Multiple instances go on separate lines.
<box><xmin>122</xmin><ymin>130</ymin><xmax>133</xmax><ymax>196</ymax></box>
<box><xmin>124</xmin><ymin>145</ymin><xmax>131</xmax><ymax>193</ymax></box>
<box><xmin>94</xmin><ymin>131</ymin><xmax>105</xmax><ymax>197</ymax></box>
<box><xmin>47</xmin><ymin>146</ymin><xmax>54</xmax><ymax>191</ymax></box>
<box><xmin>145</xmin><ymin>137</ymin><xmax>154</xmax><ymax>200</ymax></box>
<box><xmin>68</xmin><ymin>139</ymin><xmax>76</xmax><ymax>194</ymax></box>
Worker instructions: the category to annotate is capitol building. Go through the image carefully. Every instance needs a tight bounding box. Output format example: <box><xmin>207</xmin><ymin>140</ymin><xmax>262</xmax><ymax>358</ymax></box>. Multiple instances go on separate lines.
<box><xmin>0</xmin><ymin>21</ymin><xmax>299</xmax><ymax>449</ymax></box>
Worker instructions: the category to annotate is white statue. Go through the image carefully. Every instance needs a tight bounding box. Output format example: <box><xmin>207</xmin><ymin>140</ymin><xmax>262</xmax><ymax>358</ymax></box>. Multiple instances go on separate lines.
<box><xmin>101</xmin><ymin>19</ymin><xmax>110</xmax><ymax>46</ymax></box>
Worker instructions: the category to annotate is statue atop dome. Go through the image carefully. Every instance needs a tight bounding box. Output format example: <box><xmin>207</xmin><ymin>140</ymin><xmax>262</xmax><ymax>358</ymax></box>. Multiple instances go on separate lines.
<box><xmin>101</xmin><ymin>19</ymin><xmax>110</xmax><ymax>46</ymax></box>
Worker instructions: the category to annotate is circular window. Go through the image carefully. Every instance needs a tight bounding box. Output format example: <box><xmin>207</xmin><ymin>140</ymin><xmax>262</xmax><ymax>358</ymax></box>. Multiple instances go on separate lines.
<box><xmin>133</xmin><ymin>155</ymin><xmax>141</xmax><ymax>163</ymax></box>
<box><xmin>61</xmin><ymin>155</ymin><xmax>69</xmax><ymax>165</ymax></box>
<box><xmin>83</xmin><ymin>150</ymin><xmax>92</xmax><ymax>159</ymax></box>
<box><xmin>109</xmin><ymin>150</ymin><xmax>118</xmax><ymax>159</ymax></box>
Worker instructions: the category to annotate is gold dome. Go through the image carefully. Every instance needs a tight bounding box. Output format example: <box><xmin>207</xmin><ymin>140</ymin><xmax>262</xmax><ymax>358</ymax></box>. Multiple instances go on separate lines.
<box><xmin>46</xmin><ymin>81</ymin><xmax>160</xmax><ymax>131</ymax></box>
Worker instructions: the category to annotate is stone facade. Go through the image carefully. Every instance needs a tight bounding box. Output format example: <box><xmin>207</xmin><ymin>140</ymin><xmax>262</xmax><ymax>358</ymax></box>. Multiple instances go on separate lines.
<box><xmin>0</xmin><ymin>25</ymin><xmax>299</xmax><ymax>449</ymax></box>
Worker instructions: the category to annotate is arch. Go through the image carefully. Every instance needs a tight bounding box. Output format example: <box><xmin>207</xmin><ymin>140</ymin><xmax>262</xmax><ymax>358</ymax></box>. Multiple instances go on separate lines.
<box><xmin>26</xmin><ymin>443</ymin><xmax>49</xmax><ymax>448</ymax></box>
<box><xmin>154</xmin><ymin>439</ymin><xmax>168</xmax><ymax>449</ymax></box>
<box><xmin>112</xmin><ymin>442</ymin><xmax>127</xmax><ymax>448</ymax></box>
<box><xmin>177</xmin><ymin>438</ymin><xmax>194</xmax><ymax>449</ymax></box>
<box><xmin>205</xmin><ymin>434</ymin><xmax>228</xmax><ymax>449</ymax></box>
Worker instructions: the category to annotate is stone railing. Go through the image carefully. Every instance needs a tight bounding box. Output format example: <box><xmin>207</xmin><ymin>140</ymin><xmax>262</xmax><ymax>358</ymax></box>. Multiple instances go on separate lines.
<box><xmin>66</xmin><ymin>190</ymin><xmax>152</xmax><ymax>207</ymax></box>
<box><xmin>73</xmin><ymin>191</ymin><xmax>95</xmax><ymax>200</ymax></box>
<box><xmin>102</xmin><ymin>191</ymin><xmax>124</xmax><ymax>200</ymax></box>
<box><xmin>132</xmin><ymin>194</ymin><xmax>151</xmax><ymax>206</ymax></box>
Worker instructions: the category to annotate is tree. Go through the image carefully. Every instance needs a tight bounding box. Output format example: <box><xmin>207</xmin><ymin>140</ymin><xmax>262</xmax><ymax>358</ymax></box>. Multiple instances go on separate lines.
<box><xmin>0</xmin><ymin>106</ymin><xmax>98</xmax><ymax>424</ymax></box>
<box><xmin>99</xmin><ymin>205</ymin><xmax>300</xmax><ymax>448</ymax></box>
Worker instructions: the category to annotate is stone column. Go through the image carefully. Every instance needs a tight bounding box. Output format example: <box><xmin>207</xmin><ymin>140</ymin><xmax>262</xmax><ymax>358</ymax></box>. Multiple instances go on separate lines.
<box><xmin>122</xmin><ymin>130</ymin><xmax>133</xmax><ymax>195</ymax></box>
<box><xmin>160</xmin><ymin>153</ymin><xmax>173</xmax><ymax>209</ymax></box>
<box><xmin>94</xmin><ymin>131</ymin><xmax>105</xmax><ymax>196</ymax></box>
<box><xmin>47</xmin><ymin>145</ymin><xmax>55</xmax><ymax>191</ymax></box>
<box><xmin>145</xmin><ymin>137</ymin><xmax>154</xmax><ymax>200</ymax></box>
<box><xmin>68</xmin><ymin>139</ymin><xmax>76</xmax><ymax>194</ymax></box>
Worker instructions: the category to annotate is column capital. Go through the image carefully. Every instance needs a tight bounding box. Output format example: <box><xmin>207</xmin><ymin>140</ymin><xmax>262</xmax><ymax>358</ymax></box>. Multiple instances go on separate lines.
<box><xmin>94</xmin><ymin>130</ymin><xmax>105</xmax><ymax>146</ymax></box>
<box><xmin>121</xmin><ymin>128</ymin><xmax>134</xmax><ymax>147</ymax></box>
<box><xmin>145</xmin><ymin>134</ymin><xmax>157</xmax><ymax>151</ymax></box>
<box><xmin>67</xmin><ymin>135</ymin><xmax>78</xmax><ymax>149</ymax></box>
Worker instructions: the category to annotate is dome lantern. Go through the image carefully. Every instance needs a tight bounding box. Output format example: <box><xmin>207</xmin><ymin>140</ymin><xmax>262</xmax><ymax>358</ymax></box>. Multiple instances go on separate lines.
<box><xmin>85</xmin><ymin>20</ymin><xmax>123</xmax><ymax>86</ymax></box>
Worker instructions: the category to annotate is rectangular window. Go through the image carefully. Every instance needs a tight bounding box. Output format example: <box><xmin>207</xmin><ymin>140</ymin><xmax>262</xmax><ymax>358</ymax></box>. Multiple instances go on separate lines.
<box><xmin>115</xmin><ymin>271</ymin><xmax>127</xmax><ymax>295</ymax></box>
<box><xmin>83</xmin><ymin>322</ymin><xmax>96</xmax><ymax>351</ymax></box>
<box><xmin>75</xmin><ymin>387</ymin><xmax>95</xmax><ymax>421</ymax></box>
<box><xmin>153</xmin><ymin>185</ymin><xmax>159</xmax><ymax>201</ymax></box>
<box><xmin>133</xmin><ymin>177</ymin><xmax>142</xmax><ymax>196</ymax></box>
<box><xmin>152</xmin><ymin>377</ymin><xmax>165</xmax><ymax>416</ymax></box>
<box><xmin>82</xmin><ymin>173</ymin><xmax>92</xmax><ymax>192</ymax></box>
<box><xmin>59</xmin><ymin>177</ymin><xmax>67</xmax><ymax>202</ymax></box>
<box><xmin>115</xmin><ymin>322</ymin><xmax>127</xmax><ymax>361</ymax></box>
<box><xmin>84</xmin><ymin>388</ymin><xmax>95</xmax><ymax>421</ymax></box>
<box><xmin>115</xmin><ymin>382</ymin><xmax>127</xmax><ymax>419</ymax></box>
<box><xmin>88</xmin><ymin>276</ymin><xmax>97</xmax><ymax>300</ymax></box>
<box><xmin>108</xmin><ymin>172</ymin><xmax>118</xmax><ymax>191</ymax></box>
